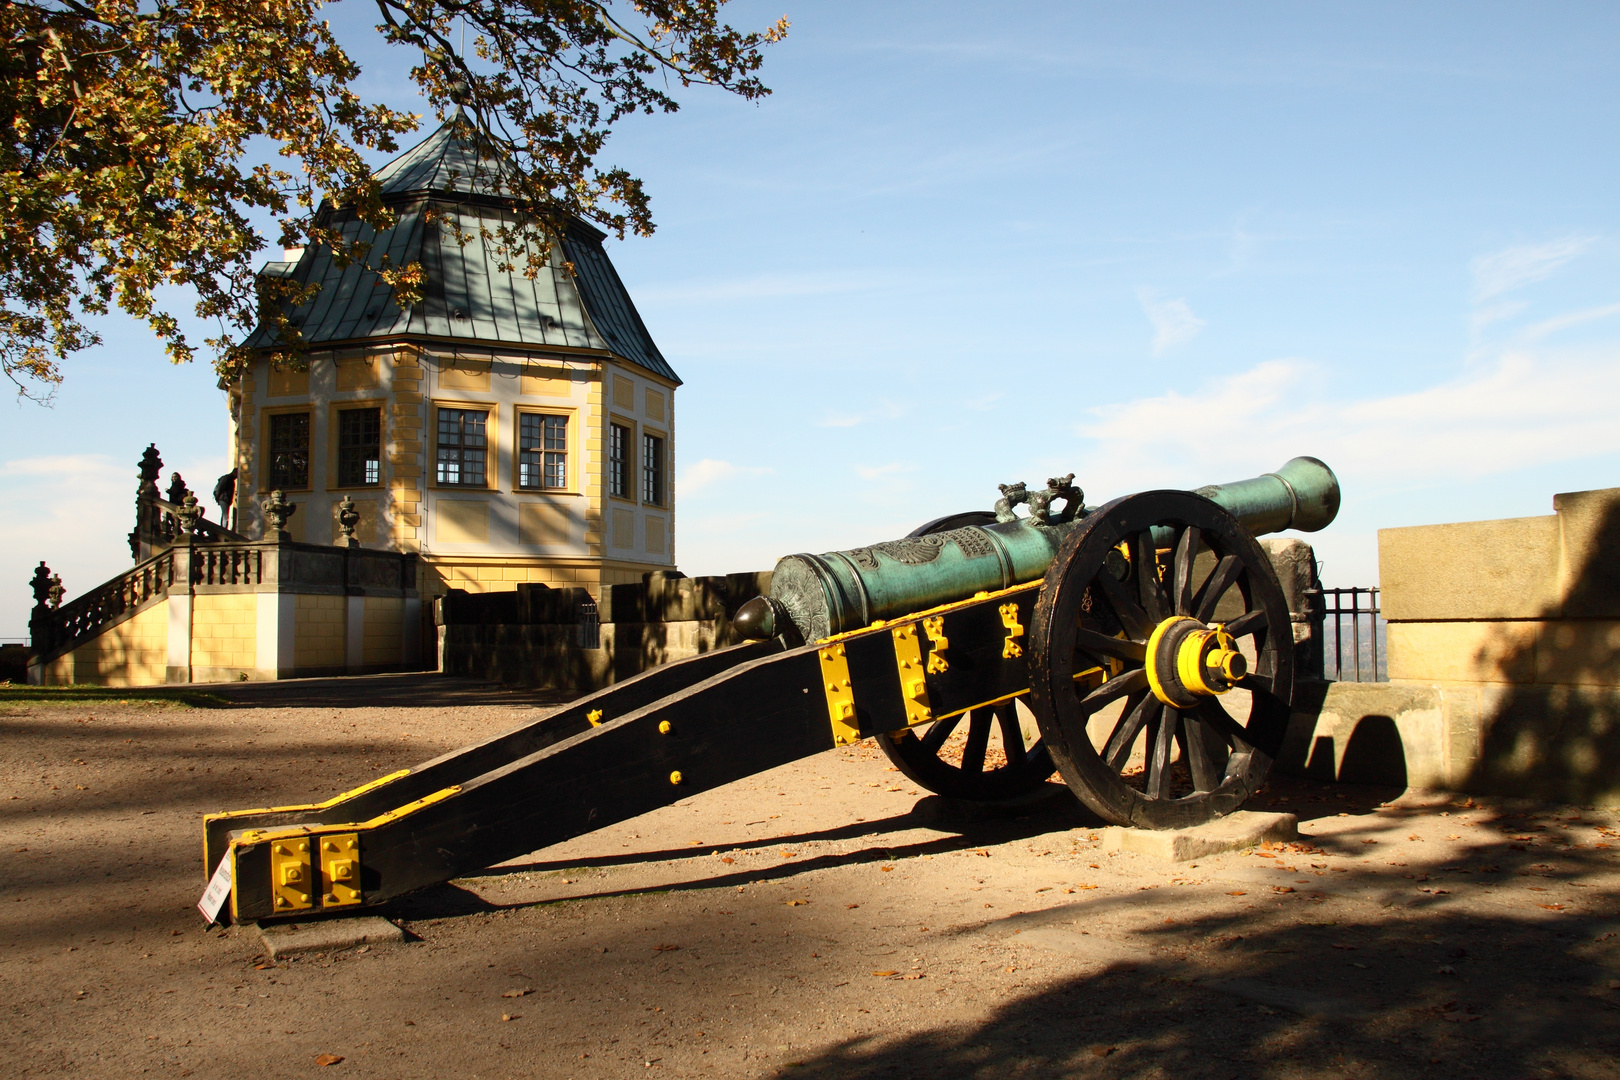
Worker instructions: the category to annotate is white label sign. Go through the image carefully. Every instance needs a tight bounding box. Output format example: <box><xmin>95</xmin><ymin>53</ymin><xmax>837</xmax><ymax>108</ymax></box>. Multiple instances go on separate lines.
<box><xmin>197</xmin><ymin>854</ymin><xmax>233</xmax><ymax>924</ymax></box>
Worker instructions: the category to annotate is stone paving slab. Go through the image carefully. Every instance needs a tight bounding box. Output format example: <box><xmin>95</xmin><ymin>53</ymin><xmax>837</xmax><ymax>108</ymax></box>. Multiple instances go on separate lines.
<box><xmin>1101</xmin><ymin>810</ymin><xmax>1299</xmax><ymax>860</ymax></box>
<box><xmin>257</xmin><ymin>915</ymin><xmax>405</xmax><ymax>959</ymax></box>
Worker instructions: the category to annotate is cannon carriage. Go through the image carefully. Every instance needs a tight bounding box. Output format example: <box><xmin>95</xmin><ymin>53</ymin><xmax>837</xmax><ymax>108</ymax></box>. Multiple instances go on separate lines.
<box><xmin>201</xmin><ymin>457</ymin><xmax>1339</xmax><ymax>923</ymax></box>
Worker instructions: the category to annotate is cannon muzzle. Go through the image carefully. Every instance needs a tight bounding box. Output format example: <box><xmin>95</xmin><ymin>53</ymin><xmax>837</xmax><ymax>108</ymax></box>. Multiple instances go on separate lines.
<box><xmin>742</xmin><ymin>457</ymin><xmax>1338</xmax><ymax>643</ymax></box>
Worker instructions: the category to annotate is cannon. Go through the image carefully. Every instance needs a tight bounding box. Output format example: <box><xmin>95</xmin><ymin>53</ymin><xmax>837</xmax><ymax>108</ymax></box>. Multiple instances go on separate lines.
<box><xmin>200</xmin><ymin>457</ymin><xmax>1339</xmax><ymax>923</ymax></box>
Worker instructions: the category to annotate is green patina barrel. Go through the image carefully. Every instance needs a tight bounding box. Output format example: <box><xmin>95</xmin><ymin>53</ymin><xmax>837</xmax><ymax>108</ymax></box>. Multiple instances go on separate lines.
<box><xmin>753</xmin><ymin>457</ymin><xmax>1338</xmax><ymax>643</ymax></box>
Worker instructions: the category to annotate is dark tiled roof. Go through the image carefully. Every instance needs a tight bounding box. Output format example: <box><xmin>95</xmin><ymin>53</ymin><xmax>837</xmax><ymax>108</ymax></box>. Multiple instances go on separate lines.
<box><xmin>242</xmin><ymin>119</ymin><xmax>679</xmax><ymax>384</ymax></box>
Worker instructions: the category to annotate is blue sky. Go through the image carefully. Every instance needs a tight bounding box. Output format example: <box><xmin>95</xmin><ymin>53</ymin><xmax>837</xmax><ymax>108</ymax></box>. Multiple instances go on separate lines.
<box><xmin>4</xmin><ymin>2</ymin><xmax>1618</xmax><ymax>637</ymax></box>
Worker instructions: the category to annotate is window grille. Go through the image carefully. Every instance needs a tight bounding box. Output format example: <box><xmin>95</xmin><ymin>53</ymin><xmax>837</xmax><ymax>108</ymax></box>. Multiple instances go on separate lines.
<box><xmin>519</xmin><ymin>414</ymin><xmax>568</xmax><ymax>489</ymax></box>
<box><xmin>642</xmin><ymin>433</ymin><xmax>665</xmax><ymax>506</ymax></box>
<box><xmin>268</xmin><ymin>412</ymin><xmax>310</xmax><ymax>488</ymax></box>
<box><xmin>608</xmin><ymin>423</ymin><xmax>630</xmax><ymax>499</ymax></box>
<box><xmin>337</xmin><ymin>407</ymin><xmax>381</xmax><ymax>486</ymax></box>
<box><xmin>436</xmin><ymin>408</ymin><xmax>488</xmax><ymax>486</ymax></box>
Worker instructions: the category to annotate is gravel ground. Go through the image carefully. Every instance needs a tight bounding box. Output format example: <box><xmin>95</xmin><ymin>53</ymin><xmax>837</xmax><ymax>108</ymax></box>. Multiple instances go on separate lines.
<box><xmin>3</xmin><ymin>682</ymin><xmax>1619</xmax><ymax>1080</ymax></box>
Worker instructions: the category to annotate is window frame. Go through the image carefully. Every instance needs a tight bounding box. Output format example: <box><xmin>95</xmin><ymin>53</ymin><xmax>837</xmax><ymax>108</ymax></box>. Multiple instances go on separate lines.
<box><xmin>433</xmin><ymin>404</ymin><xmax>494</xmax><ymax>489</ymax></box>
<box><xmin>262</xmin><ymin>408</ymin><xmax>313</xmax><ymax>492</ymax></box>
<box><xmin>607</xmin><ymin>417</ymin><xmax>635</xmax><ymax>502</ymax></box>
<box><xmin>515</xmin><ymin>407</ymin><xmax>573</xmax><ymax>493</ymax></box>
<box><xmin>333</xmin><ymin>403</ymin><xmax>384</xmax><ymax>489</ymax></box>
<box><xmin>641</xmin><ymin>429</ymin><xmax>666</xmax><ymax>507</ymax></box>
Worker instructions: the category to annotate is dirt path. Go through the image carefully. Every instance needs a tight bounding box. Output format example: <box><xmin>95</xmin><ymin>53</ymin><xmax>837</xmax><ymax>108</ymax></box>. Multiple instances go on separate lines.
<box><xmin>3</xmin><ymin>691</ymin><xmax>1619</xmax><ymax>1079</ymax></box>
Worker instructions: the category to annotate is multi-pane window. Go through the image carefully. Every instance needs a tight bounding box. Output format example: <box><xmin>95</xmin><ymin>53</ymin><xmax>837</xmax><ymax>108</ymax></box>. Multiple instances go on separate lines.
<box><xmin>518</xmin><ymin>413</ymin><xmax>568</xmax><ymax>490</ymax></box>
<box><xmin>337</xmin><ymin>407</ymin><xmax>381</xmax><ymax>486</ymax></box>
<box><xmin>642</xmin><ymin>432</ymin><xmax>665</xmax><ymax>506</ymax></box>
<box><xmin>436</xmin><ymin>407</ymin><xmax>488</xmax><ymax>486</ymax></box>
<box><xmin>268</xmin><ymin>412</ymin><xmax>310</xmax><ymax>488</ymax></box>
<box><xmin>608</xmin><ymin>423</ymin><xmax>630</xmax><ymax>499</ymax></box>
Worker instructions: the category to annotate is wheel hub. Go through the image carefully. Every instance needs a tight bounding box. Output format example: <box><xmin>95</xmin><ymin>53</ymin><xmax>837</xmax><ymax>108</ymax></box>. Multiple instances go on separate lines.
<box><xmin>1144</xmin><ymin>616</ymin><xmax>1247</xmax><ymax>709</ymax></box>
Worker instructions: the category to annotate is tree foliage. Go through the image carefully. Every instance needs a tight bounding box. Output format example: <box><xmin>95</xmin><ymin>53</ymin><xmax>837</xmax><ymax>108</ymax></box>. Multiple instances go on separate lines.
<box><xmin>0</xmin><ymin>0</ymin><xmax>787</xmax><ymax>398</ymax></box>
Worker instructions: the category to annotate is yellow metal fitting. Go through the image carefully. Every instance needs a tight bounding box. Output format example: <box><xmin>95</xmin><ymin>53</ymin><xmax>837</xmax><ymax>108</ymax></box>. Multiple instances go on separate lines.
<box><xmin>922</xmin><ymin>616</ymin><xmax>949</xmax><ymax>674</ymax></box>
<box><xmin>999</xmin><ymin>603</ymin><xmax>1025</xmax><ymax>659</ymax></box>
<box><xmin>269</xmin><ymin>837</ymin><xmax>313</xmax><ymax>912</ymax></box>
<box><xmin>890</xmin><ymin>623</ymin><xmax>933</xmax><ymax>727</ymax></box>
<box><xmin>319</xmin><ymin>833</ymin><xmax>362</xmax><ymax>907</ymax></box>
<box><xmin>669</xmin><ymin>771</ymin><xmax>684</xmax><ymax>785</ymax></box>
<box><xmin>1147</xmin><ymin>616</ymin><xmax>1242</xmax><ymax>707</ymax></box>
<box><xmin>587</xmin><ymin>709</ymin><xmax>604</xmax><ymax>726</ymax></box>
<box><xmin>818</xmin><ymin>642</ymin><xmax>860</xmax><ymax>745</ymax></box>
<box><xmin>658</xmin><ymin>720</ymin><xmax>673</xmax><ymax>735</ymax></box>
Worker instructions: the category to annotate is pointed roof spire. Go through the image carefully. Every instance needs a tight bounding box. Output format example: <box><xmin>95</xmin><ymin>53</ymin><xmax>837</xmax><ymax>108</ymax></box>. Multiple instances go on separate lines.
<box><xmin>372</xmin><ymin>113</ymin><xmax>516</xmax><ymax>199</ymax></box>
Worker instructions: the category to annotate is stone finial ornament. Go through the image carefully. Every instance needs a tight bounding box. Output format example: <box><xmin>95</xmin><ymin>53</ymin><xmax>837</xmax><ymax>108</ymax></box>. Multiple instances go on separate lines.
<box><xmin>176</xmin><ymin>493</ymin><xmax>204</xmax><ymax>538</ymax></box>
<box><xmin>29</xmin><ymin>562</ymin><xmax>52</xmax><ymax>610</ymax></box>
<box><xmin>337</xmin><ymin>495</ymin><xmax>361</xmax><ymax>548</ymax></box>
<box><xmin>47</xmin><ymin>574</ymin><xmax>64</xmax><ymax>609</ymax></box>
<box><xmin>137</xmin><ymin>444</ymin><xmax>163</xmax><ymax>494</ymax></box>
<box><xmin>261</xmin><ymin>489</ymin><xmax>298</xmax><ymax>541</ymax></box>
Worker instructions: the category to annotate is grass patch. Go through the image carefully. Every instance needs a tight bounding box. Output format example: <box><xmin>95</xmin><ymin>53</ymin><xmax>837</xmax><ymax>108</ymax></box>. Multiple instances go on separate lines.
<box><xmin>0</xmin><ymin>683</ymin><xmax>233</xmax><ymax>708</ymax></box>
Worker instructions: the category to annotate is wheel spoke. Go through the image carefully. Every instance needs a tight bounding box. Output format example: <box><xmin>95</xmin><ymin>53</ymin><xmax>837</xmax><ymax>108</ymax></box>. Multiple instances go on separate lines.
<box><xmin>1172</xmin><ymin>526</ymin><xmax>1200</xmax><ymax>616</ymax></box>
<box><xmin>960</xmin><ymin>709</ymin><xmax>992</xmax><ymax>774</ymax></box>
<box><xmin>1224</xmin><ymin>609</ymin><xmax>1267</xmax><ymax>639</ymax></box>
<box><xmin>997</xmin><ymin>707</ymin><xmax>1028</xmax><ymax>766</ymax></box>
<box><xmin>1079</xmin><ymin>668</ymin><xmax>1147</xmax><ymax>711</ymax></box>
<box><xmin>1237</xmin><ymin>672</ymin><xmax>1274</xmax><ymax>696</ymax></box>
<box><xmin>1188</xmin><ymin>700</ymin><xmax>1252</xmax><ymax>752</ymax></box>
<box><xmin>1180</xmin><ymin>710</ymin><xmax>1226</xmax><ymax>792</ymax></box>
<box><xmin>1192</xmin><ymin>554</ymin><xmax>1243</xmax><ymax>623</ymax></box>
<box><xmin>1075</xmin><ymin>628</ymin><xmax>1146</xmax><ymax>664</ymax></box>
<box><xmin>1096</xmin><ymin>570</ymin><xmax>1156</xmax><ymax>640</ymax></box>
<box><xmin>1104</xmin><ymin>693</ymin><xmax>1158</xmax><ymax>772</ymax></box>
<box><xmin>920</xmin><ymin>713</ymin><xmax>963</xmax><ymax>753</ymax></box>
<box><xmin>1147</xmin><ymin>707</ymin><xmax>1177</xmax><ymax>799</ymax></box>
<box><xmin>1133</xmin><ymin>530</ymin><xmax>1169</xmax><ymax>622</ymax></box>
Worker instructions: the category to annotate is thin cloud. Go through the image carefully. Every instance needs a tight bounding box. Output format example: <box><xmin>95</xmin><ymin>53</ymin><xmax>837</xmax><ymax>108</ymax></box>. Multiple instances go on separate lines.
<box><xmin>1075</xmin><ymin>344</ymin><xmax>1620</xmax><ymax>499</ymax></box>
<box><xmin>678</xmin><ymin>458</ymin><xmax>773</xmax><ymax>497</ymax></box>
<box><xmin>819</xmin><ymin>401</ymin><xmax>907</xmax><ymax>429</ymax></box>
<box><xmin>854</xmin><ymin>462</ymin><xmax>915</xmax><ymax>481</ymax></box>
<box><xmin>1470</xmin><ymin>237</ymin><xmax>1594</xmax><ymax>303</ymax></box>
<box><xmin>1136</xmin><ymin>287</ymin><xmax>1207</xmax><ymax>354</ymax></box>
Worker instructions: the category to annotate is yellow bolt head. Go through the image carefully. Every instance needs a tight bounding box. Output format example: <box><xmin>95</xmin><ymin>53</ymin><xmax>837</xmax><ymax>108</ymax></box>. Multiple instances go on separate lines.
<box><xmin>669</xmin><ymin>771</ymin><xmax>684</xmax><ymax>785</ymax></box>
<box><xmin>658</xmin><ymin>720</ymin><xmax>673</xmax><ymax>735</ymax></box>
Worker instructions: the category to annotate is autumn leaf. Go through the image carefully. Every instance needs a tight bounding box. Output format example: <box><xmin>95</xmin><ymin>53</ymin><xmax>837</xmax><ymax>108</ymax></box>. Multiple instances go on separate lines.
<box><xmin>501</xmin><ymin>987</ymin><xmax>532</xmax><ymax>998</ymax></box>
<box><xmin>314</xmin><ymin>1054</ymin><xmax>344</xmax><ymax>1067</ymax></box>
<box><xmin>652</xmin><ymin>943</ymin><xmax>680</xmax><ymax>952</ymax></box>
<box><xmin>871</xmin><ymin>970</ymin><xmax>898</xmax><ymax>978</ymax></box>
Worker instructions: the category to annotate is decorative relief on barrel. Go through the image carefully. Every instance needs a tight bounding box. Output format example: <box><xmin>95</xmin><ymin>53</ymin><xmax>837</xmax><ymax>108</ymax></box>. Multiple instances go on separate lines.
<box><xmin>846</xmin><ymin>528</ymin><xmax>996</xmax><ymax>571</ymax></box>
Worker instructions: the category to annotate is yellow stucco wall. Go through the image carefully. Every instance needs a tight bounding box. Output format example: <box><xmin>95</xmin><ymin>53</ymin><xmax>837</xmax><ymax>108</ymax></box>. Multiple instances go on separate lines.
<box><xmin>292</xmin><ymin>594</ymin><xmax>346</xmax><ymax>669</ymax></box>
<box><xmin>42</xmin><ymin>601</ymin><xmax>169</xmax><ymax>686</ymax></box>
<box><xmin>363</xmin><ymin>596</ymin><xmax>403</xmax><ymax>665</ymax></box>
<box><xmin>191</xmin><ymin>593</ymin><xmax>257</xmax><ymax>671</ymax></box>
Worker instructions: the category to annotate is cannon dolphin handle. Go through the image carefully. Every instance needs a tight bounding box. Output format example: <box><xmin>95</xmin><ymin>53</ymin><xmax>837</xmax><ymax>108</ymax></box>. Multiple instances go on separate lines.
<box><xmin>203</xmin><ymin>457</ymin><xmax>1339</xmax><ymax>923</ymax></box>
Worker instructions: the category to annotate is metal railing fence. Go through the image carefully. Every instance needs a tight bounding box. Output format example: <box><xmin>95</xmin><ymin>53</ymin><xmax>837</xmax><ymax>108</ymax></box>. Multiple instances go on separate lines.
<box><xmin>1310</xmin><ymin>586</ymin><xmax>1386</xmax><ymax>682</ymax></box>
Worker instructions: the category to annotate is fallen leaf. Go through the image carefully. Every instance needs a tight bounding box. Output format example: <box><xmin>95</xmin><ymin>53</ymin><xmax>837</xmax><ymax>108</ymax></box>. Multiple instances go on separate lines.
<box><xmin>1255</xmin><ymin>852</ymin><xmax>1277</xmax><ymax>859</ymax></box>
<box><xmin>501</xmin><ymin>1013</ymin><xmax>517</xmax><ymax>1022</ymax></box>
<box><xmin>719</xmin><ymin>856</ymin><xmax>736</xmax><ymax>865</ymax></box>
<box><xmin>871</xmin><ymin>970</ymin><xmax>898</xmax><ymax>978</ymax></box>
<box><xmin>1074</xmin><ymin>884</ymin><xmax>1099</xmax><ymax>890</ymax></box>
<box><xmin>845</xmin><ymin>903</ymin><xmax>860</xmax><ymax>909</ymax></box>
<box><xmin>781</xmin><ymin>851</ymin><xmax>797</xmax><ymax>858</ymax></box>
<box><xmin>785</xmin><ymin>899</ymin><xmax>809</xmax><ymax>906</ymax></box>
<box><xmin>899</xmin><ymin>973</ymin><xmax>923</xmax><ymax>980</ymax></box>
<box><xmin>653</xmin><ymin>944</ymin><xmax>680</xmax><ymax>952</ymax></box>
<box><xmin>1332</xmin><ymin>944</ymin><xmax>1358</xmax><ymax>951</ymax></box>
<box><xmin>314</xmin><ymin>1054</ymin><xmax>344</xmax><ymax>1067</ymax></box>
<box><xmin>880</xmin><ymin>866</ymin><xmax>894</xmax><ymax>873</ymax></box>
<box><xmin>1360</xmin><ymin>839</ymin><xmax>1378</xmax><ymax>845</ymax></box>
<box><xmin>501</xmin><ymin>988</ymin><xmax>533</xmax><ymax>998</ymax></box>
<box><xmin>1092</xmin><ymin>1046</ymin><xmax>1117</xmax><ymax>1058</ymax></box>
<box><xmin>1226</xmin><ymin>891</ymin><xmax>1247</xmax><ymax>896</ymax></box>
<box><xmin>973</xmin><ymin>850</ymin><xmax>990</xmax><ymax>857</ymax></box>
<box><xmin>1273</xmin><ymin>886</ymin><xmax>1295</xmax><ymax>894</ymax></box>
<box><xmin>1538</xmin><ymin>904</ymin><xmax>1567</xmax><ymax>911</ymax></box>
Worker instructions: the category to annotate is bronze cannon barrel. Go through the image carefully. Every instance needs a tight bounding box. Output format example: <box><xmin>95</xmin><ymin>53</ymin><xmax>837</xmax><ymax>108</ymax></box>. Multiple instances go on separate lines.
<box><xmin>741</xmin><ymin>457</ymin><xmax>1338</xmax><ymax>644</ymax></box>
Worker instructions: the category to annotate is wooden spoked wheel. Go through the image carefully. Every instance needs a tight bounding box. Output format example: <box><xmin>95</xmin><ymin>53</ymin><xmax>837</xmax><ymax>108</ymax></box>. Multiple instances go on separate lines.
<box><xmin>875</xmin><ymin>510</ymin><xmax>1059</xmax><ymax>801</ymax></box>
<box><xmin>1027</xmin><ymin>491</ymin><xmax>1294</xmax><ymax>829</ymax></box>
